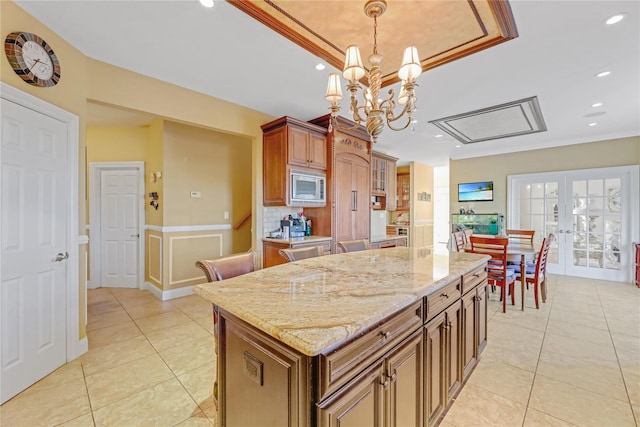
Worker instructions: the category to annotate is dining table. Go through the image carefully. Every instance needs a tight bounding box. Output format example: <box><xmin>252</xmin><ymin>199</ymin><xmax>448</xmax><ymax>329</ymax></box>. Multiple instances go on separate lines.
<box><xmin>465</xmin><ymin>235</ymin><xmax>540</xmax><ymax>311</ymax></box>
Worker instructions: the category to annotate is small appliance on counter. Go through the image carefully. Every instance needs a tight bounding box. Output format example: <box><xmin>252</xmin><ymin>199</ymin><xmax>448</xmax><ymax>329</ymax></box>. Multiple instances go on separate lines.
<box><xmin>289</xmin><ymin>218</ymin><xmax>306</xmax><ymax>238</ymax></box>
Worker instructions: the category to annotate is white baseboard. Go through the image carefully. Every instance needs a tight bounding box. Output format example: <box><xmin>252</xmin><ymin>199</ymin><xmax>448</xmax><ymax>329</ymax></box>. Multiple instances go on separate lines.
<box><xmin>144</xmin><ymin>281</ymin><xmax>195</xmax><ymax>301</ymax></box>
<box><xmin>75</xmin><ymin>337</ymin><xmax>88</xmax><ymax>359</ymax></box>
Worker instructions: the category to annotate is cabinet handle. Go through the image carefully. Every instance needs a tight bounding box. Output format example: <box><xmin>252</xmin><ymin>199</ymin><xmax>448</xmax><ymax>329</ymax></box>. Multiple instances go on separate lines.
<box><xmin>473</xmin><ymin>273</ymin><xmax>480</xmax><ymax>278</ymax></box>
<box><xmin>354</xmin><ymin>191</ymin><xmax>358</xmax><ymax>211</ymax></box>
<box><xmin>351</xmin><ymin>191</ymin><xmax>356</xmax><ymax>211</ymax></box>
<box><xmin>380</xmin><ymin>331</ymin><xmax>390</xmax><ymax>339</ymax></box>
<box><xmin>440</xmin><ymin>293</ymin><xmax>449</xmax><ymax>299</ymax></box>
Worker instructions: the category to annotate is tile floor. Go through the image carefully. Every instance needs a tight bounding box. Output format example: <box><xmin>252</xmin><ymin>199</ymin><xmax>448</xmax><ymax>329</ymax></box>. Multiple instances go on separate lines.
<box><xmin>1</xmin><ymin>275</ymin><xmax>638</xmax><ymax>426</ymax></box>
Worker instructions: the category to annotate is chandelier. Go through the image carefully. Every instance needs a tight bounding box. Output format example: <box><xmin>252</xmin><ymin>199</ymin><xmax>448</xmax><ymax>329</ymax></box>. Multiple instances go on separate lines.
<box><xmin>324</xmin><ymin>0</ymin><xmax>422</xmax><ymax>144</ymax></box>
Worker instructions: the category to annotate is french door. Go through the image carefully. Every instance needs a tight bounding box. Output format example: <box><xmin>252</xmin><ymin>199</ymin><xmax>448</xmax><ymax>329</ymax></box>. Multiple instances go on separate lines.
<box><xmin>508</xmin><ymin>166</ymin><xmax>639</xmax><ymax>282</ymax></box>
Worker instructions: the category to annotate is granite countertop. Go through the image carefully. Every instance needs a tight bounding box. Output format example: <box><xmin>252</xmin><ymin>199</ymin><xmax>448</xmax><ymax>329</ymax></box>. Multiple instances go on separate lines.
<box><xmin>370</xmin><ymin>234</ymin><xmax>408</xmax><ymax>243</ymax></box>
<box><xmin>194</xmin><ymin>247</ymin><xmax>488</xmax><ymax>356</ymax></box>
<box><xmin>261</xmin><ymin>235</ymin><xmax>332</xmax><ymax>244</ymax></box>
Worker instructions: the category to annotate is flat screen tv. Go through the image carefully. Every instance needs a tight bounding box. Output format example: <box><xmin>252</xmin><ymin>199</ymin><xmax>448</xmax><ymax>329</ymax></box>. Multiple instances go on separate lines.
<box><xmin>458</xmin><ymin>181</ymin><xmax>493</xmax><ymax>202</ymax></box>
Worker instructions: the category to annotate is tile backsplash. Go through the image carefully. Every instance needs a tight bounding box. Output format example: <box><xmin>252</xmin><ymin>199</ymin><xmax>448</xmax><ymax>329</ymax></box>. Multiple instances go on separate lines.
<box><xmin>263</xmin><ymin>207</ymin><xmax>302</xmax><ymax>237</ymax></box>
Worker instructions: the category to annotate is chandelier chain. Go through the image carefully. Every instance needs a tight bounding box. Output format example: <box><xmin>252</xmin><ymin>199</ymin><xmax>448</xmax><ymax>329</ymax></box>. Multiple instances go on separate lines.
<box><xmin>373</xmin><ymin>14</ymin><xmax>378</xmax><ymax>55</ymax></box>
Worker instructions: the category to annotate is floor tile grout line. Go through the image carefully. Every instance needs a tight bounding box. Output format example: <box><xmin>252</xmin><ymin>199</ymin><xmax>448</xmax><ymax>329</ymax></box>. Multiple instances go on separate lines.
<box><xmin>595</xmin><ymin>280</ymin><xmax>640</xmax><ymax>427</ymax></box>
<box><xmin>521</xmin><ymin>275</ymin><xmax>556</xmax><ymax>427</ymax></box>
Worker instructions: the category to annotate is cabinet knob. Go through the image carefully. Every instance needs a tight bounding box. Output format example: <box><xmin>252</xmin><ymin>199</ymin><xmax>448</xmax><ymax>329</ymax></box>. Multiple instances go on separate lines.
<box><xmin>386</xmin><ymin>372</ymin><xmax>397</xmax><ymax>382</ymax></box>
<box><xmin>380</xmin><ymin>378</ymin><xmax>390</xmax><ymax>389</ymax></box>
<box><xmin>380</xmin><ymin>331</ymin><xmax>391</xmax><ymax>339</ymax></box>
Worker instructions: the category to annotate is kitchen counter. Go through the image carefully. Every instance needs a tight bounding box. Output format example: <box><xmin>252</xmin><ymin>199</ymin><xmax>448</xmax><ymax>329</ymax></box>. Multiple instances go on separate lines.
<box><xmin>261</xmin><ymin>235</ymin><xmax>331</xmax><ymax>244</ymax></box>
<box><xmin>194</xmin><ymin>247</ymin><xmax>488</xmax><ymax>356</ymax></box>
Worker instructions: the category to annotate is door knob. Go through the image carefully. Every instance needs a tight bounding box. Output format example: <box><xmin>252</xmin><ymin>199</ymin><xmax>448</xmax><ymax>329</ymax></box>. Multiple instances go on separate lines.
<box><xmin>53</xmin><ymin>252</ymin><xmax>69</xmax><ymax>262</ymax></box>
<box><xmin>130</xmin><ymin>233</ymin><xmax>140</xmax><ymax>238</ymax></box>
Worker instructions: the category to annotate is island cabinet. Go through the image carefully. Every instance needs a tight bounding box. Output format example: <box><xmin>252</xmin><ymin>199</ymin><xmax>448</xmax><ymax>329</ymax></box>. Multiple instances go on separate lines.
<box><xmin>193</xmin><ymin>249</ymin><xmax>490</xmax><ymax>427</ymax></box>
<box><xmin>261</xmin><ymin>116</ymin><xmax>327</xmax><ymax>206</ymax></box>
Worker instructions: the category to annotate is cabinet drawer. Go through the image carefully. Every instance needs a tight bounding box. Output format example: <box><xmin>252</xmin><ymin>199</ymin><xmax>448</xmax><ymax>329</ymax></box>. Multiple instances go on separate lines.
<box><xmin>462</xmin><ymin>265</ymin><xmax>487</xmax><ymax>295</ymax></box>
<box><xmin>425</xmin><ymin>279</ymin><xmax>461</xmax><ymax>321</ymax></box>
<box><xmin>317</xmin><ymin>301</ymin><xmax>422</xmax><ymax>400</ymax></box>
<box><xmin>291</xmin><ymin>240</ymin><xmax>331</xmax><ymax>253</ymax></box>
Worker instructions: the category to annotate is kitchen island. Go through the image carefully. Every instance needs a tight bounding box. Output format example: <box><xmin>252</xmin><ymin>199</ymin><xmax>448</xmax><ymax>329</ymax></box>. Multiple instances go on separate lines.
<box><xmin>194</xmin><ymin>247</ymin><xmax>489</xmax><ymax>427</ymax></box>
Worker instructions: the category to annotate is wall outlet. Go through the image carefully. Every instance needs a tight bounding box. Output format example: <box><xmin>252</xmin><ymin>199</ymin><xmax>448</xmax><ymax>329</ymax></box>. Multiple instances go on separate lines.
<box><xmin>190</xmin><ymin>191</ymin><xmax>201</xmax><ymax>198</ymax></box>
<box><xmin>224</xmin><ymin>211</ymin><xmax>229</xmax><ymax>220</ymax></box>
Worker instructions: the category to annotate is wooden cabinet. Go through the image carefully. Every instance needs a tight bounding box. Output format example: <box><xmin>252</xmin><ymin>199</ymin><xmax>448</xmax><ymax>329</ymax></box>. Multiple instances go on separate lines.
<box><xmin>262</xmin><ymin>238</ymin><xmax>331</xmax><ymax>268</ymax></box>
<box><xmin>261</xmin><ymin>116</ymin><xmax>327</xmax><ymax>206</ymax></box>
<box><xmin>372</xmin><ymin>151</ymin><xmax>398</xmax><ymax>210</ymax></box>
<box><xmin>288</xmin><ymin>125</ymin><xmax>327</xmax><ymax>170</ymax></box>
<box><xmin>305</xmin><ymin>115</ymin><xmax>372</xmax><ymax>253</ymax></box>
<box><xmin>424</xmin><ymin>302</ymin><xmax>462</xmax><ymax>427</ymax></box>
<box><xmin>318</xmin><ymin>330</ymin><xmax>423</xmax><ymax>427</ymax></box>
<box><xmin>397</xmin><ymin>173</ymin><xmax>410</xmax><ymax>211</ymax></box>
<box><xmin>335</xmin><ymin>154</ymin><xmax>370</xmax><ymax>244</ymax></box>
<box><xmin>370</xmin><ymin>236</ymin><xmax>408</xmax><ymax>249</ymax></box>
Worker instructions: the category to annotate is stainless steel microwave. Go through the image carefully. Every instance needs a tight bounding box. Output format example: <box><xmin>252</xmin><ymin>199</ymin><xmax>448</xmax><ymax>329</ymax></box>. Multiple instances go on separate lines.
<box><xmin>290</xmin><ymin>169</ymin><xmax>326</xmax><ymax>207</ymax></box>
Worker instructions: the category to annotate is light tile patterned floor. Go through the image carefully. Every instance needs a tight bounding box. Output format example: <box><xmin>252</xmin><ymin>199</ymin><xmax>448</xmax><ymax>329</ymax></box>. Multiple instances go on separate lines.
<box><xmin>1</xmin><ymin>275</ymin><xmax>638</xmax><ymax>426</ymax></box>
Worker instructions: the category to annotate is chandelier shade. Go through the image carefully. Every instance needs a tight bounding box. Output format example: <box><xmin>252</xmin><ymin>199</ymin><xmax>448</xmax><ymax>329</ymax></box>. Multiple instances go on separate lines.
<box><xmin>324</xmin><ymin>0</ymin><xmax>422</xmax><ymax>144</ymax></box>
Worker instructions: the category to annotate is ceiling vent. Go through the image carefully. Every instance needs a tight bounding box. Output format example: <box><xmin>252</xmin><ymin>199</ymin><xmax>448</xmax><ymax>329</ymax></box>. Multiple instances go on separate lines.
<box><xmin>429</xmin><ymin>96</ymin><xmax>547</xmax><ymax>144</ymax></box>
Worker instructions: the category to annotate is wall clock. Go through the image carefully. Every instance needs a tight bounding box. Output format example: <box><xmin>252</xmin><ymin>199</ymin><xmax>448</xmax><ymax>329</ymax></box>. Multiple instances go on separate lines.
<box><xmin>4</xmin><ymin>32</ymin><xmax>61</xmax><ymax>87</ymax></box>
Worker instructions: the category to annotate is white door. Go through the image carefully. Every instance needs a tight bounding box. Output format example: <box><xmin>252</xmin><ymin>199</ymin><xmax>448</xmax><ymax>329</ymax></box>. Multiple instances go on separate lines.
<box><xmin>508</xmin><ymin>166</ymin><xmax>638</xmax><ymax>282</ymax></box>
<box><xmin>100</xmin><ymin>169</ymin><xmax>139</xmax><ymax>287</ymax></box>
<box><xmin>1</xmin><ymin>98</ymin><xmax>68</xmax><ymax>403</ymax></box>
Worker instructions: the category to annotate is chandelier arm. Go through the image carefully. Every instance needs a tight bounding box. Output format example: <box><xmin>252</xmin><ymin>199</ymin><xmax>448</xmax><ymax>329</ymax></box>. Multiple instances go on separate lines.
<box><xmin>332</xmin><ymin>114</ymin><xmax>362</xmax><ymax>132</ymax></box>
<box><xmin>385</xmin><ymin>103</ymin><xmax>413</xmax><ymax>131</ymax></box>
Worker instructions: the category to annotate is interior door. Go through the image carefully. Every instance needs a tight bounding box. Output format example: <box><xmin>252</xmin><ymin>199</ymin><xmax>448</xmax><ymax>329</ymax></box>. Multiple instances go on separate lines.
<box><xmin>100</xmin><ymin>169</ymin><xmax>139</xmax><ymax>287</ymax></box>
<box><xmin>508</xmin><ymin>166</ymin><xmax>638</xmax><ymax>282</ymax></box>
<box><xmin>1</xmin><ymin>98</ymin><xmax>68</xmax><ymax>403</ymax></box>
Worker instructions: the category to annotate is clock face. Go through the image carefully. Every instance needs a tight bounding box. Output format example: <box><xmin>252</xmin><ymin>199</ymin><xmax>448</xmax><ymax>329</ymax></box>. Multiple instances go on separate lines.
<box><xmin>4</xmin><ymin>32</ymin><xmax>61</xmax><ymax>87</ymax></box>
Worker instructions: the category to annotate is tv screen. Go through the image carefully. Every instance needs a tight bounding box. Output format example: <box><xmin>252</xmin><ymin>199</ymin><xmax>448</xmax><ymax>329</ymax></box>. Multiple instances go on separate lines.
<box><xmin>458</xmin><ymin>181</ymin><xmax>493</xmax><ymax>202</ymax></box>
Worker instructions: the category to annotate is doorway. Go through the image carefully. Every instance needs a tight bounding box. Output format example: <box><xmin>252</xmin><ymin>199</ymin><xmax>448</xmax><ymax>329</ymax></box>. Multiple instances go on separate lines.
<box><xmin>1</xmin><ymin>82</ymin><xmax>82</xmax><ymax>403</ymax></box>
<box><xmin>89</xmin><ymin>162</ymin><xmax>145</xmax><ymax>289</ymax></box>
<box><xmin>508</xmin><ymin>165</ymin><xmax>639</xmax><ymax>282</ymax></box>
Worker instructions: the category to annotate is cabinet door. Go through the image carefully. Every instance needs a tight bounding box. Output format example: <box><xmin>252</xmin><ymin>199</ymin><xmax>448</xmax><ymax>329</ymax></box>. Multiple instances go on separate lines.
<box><xmin>288</xmin><ymin>126</ymin><xmax>310</xmax><ymax>167</ymax></box>
<box><xmin>335</xmin><ymin>157</ymin><xmax>355</xmax><ymax>243</ymax></box>
<box><xmin>309</xmin><ymin>133</ymin><xmax>327</xmax><ymax>170</ymax></box>
<box><xmin>263</xmin><ymin>129</ymin><xmax>287</xmax><ymax>206</ymax></box>
<box><xmin>386</xmin><ymin>160</ymin><xmax>397</xmax><ymax>211</ymax></box>
<box><xmin>424</xmin><ymin>312</ymin><xmax>446</xmax><ymax>427</ymax></box>
<box><xmin>263</xmin><ymin>242</ymin><xmax>287</xmax><ymax>268</ymax></box>
<box><xmin>353</xmin><ymin>159</ymin><xmax>370</xmax><ymax>240</ymax></box>
<box><xmin>318</xmin><ymin>361</ymin><xmax>384</xmax><ymax>427</ymax></box>
<box><xmin>477</xmin><ymin>284</ymin><xmax>488</xmax><ymax>356</ymax></box>
<box><xmin>397</xmin><ymin>173</ymin><xmax>410</xmax><ymax>211</ymax></box>
<box><xmin>445</xmin><ymin>303</ymin><xmax>462</xmax><ymax>402</ymax></box>
<box><xmin>461</xmin><ymin>290</ymin><xmax>477</xmax><ymax>381</ymax></box>
<box><xmin>386</xmin><ymin>330</ymin><xmax>423</xmax><ymax>427</ymax></box>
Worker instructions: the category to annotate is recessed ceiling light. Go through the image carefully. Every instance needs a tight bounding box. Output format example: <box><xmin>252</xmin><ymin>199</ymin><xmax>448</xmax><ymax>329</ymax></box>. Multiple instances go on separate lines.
<box><xmin>315</xmin><ymin>63</ymin><xmax>326</xmax><ymax>71</ymax></box>
<box><xmin>588</xmin><ymin>122</ymin><xmax>598</xmax><ymax>127</ymax></box>
<box><xmin>596</xmin><ymin>71</ymin><xmax>611</xmax><ymax>78</ymax></box>
<box><xmin>435</xmin><ymin>134</ymin><xmax>443</xmax><ymax>138</ymax></box>
<box><xmin>198</xmin><ymin>0</ymin><xmax>214</xmax><ymax>8</ymax></box>
<box><xmin>606</xmin><ymin>14</ymin><xmax>625</xmax><ymax>25</ymax></box>
<box><xmin>455</xmin><ymin>144</ymin><xmax>461</xmax><ymax>148</ymax></box>
<box><xmin>410</xmin><ymin>119</ymin><xmax>418</xmax><ymax>124</ymax></box>
<box><xmin>591</xmin><ymin>102</ymin><xmax>603</xmax><ymax>107</ymax></box>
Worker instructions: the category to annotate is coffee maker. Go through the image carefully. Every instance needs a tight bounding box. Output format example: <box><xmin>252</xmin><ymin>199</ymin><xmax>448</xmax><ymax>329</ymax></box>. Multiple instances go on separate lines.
<box><xmin>289</xmin><ymin>218</ymin><xmax>306</xmax><ymax>238</ymax></box>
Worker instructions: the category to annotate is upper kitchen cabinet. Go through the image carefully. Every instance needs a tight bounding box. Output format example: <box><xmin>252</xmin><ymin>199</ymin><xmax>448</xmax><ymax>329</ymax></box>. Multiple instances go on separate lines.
<box><xmin>261</xmin><ymin>116</ymin><xmax>327</xmax><ymax>206</ymax></box>
<box><xmin>396</xmin><ymin>172</ymin><xmax>410</xmax><ymax>211</ymax></box>
<box><xmin>371</xmin><ymin>151</ymin><xmax>398</xmax><ymax>211</ymax></box>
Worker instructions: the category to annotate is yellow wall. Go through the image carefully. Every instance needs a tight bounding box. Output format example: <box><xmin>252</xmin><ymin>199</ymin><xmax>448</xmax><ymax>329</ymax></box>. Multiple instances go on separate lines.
<box><xmin>2</xmin><ymin>1</ymin><xmax>89</xmax><ymax>339</ymax></box>
<box><xmin>450</xmin><ymin>136</ymin><xmax>640</xmax><ymax>218</ymax></box>
<box><xmin>410</xmin><ymin>162</ymin><xmax>434</xmax><ymax>247</ymax></box>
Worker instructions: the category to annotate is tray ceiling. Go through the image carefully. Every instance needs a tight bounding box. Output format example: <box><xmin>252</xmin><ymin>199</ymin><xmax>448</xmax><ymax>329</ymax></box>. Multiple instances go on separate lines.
<box><xmin>229</xmin><ymin>0</ymin><xmax>518</xmax><ymax>87</ymax></box>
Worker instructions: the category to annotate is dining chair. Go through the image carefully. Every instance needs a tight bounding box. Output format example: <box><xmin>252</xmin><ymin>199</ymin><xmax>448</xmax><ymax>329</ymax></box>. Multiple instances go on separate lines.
<box><xmin>196</xmin><ymin>252</ymin><xmax>258</xmax><ymax>282</ymax></box>
<box><xmin>506</xmin><ymin>229</ymin><xmax>535</xmax><ymax>244</ymax></box>
<box><xmin>469</xmin><ymin>235</ymin><xmax>516</xmax><ymax>313</ymax></box>
<box><xmin>279</xmin><ymin>245</ymin><xmax>325</xmax><ymax>262</ymax></box>
<box><xmin>337</xmin><ymin>239</ymin><xmax>370</xmax><ymax>253</ymax></box>
<box><xmin>462</xmin><ymin>229</ymin><xmax>473</xmax><ymax>244</ymax></box>
<box><xmin>452</xmin><ymin>231</ymin><xmax>466</xmax><ymax>252</ymax></box>
<box><xmin>515</xmin><ymin>234</ymin><xmax>553</xmax><ymax>309</ymax></box>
